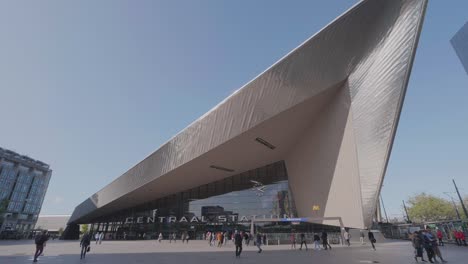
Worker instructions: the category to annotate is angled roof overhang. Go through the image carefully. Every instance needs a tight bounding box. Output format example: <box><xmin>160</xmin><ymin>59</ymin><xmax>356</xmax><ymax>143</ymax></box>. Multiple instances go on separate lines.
<box><xmin>69</xmin><ymin>0</ymin><xmax>427</xmax><ymax>228</ymax></box>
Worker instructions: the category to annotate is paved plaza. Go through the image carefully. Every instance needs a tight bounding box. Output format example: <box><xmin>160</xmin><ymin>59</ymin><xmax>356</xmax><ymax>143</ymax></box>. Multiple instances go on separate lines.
<box><xmin>1</xmin><ymin>240</ymin><xmax>468</xmax><ymax>264</ymax></box>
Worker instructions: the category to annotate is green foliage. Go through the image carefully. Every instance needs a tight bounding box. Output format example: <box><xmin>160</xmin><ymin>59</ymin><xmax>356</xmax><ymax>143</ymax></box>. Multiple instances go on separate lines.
<box><xmin>407</xmin><ymin>193</ymin><xmax>457</xmax><ymax>222</ymax></box>
<box><xmin>58</xmin><ymin>227</ymin><xmax>64</xmax><ymax>235</ymax></box>
<box><xmin>80</xmin><ymin>224</ymin><xmax>89</xmax><ymax>234</ymax></box>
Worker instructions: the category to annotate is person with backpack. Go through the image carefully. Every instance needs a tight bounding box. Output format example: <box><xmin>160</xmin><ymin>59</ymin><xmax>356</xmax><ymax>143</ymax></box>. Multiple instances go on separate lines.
<box><xmin>33</xmin><ymin>230</ymin><xmax>49</xmax><ymax>262</ymax></box>
<box><xmin>80</xmin><ymin>232</ymin><xmax>91</xmax><ymax>260</ymax></box>
<box><xmin>368</xmin><ymin>230</ymin><xmax>376</xmax><ymax>251</ymax></box>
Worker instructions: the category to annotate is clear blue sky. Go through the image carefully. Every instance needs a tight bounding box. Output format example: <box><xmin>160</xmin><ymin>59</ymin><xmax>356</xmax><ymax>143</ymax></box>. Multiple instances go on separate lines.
<box><xmin>0</xmin><ymin>0</ymin><xmax>467</xmax><ymax>220</ymax></box>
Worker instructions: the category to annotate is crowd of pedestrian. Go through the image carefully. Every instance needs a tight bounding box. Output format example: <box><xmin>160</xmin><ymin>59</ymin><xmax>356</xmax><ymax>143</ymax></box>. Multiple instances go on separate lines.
<box><xmin>287</xmin><ymin>229</ymin><xmax>379</xmax><ymax>251</ymax></box>
<box><xmin>453</xmin><ymin>229</ymin><xmax>467</xmax><ymax>246</ymax></box>
<box><xmin>411</xmin><ymin>228</ymin><xmax>447</xmax><ymax>263</ymax></box>
<box><xmin>30</xmin><ymin>226</ymin><xmax>467</xmax><ymax>262</ymax></box>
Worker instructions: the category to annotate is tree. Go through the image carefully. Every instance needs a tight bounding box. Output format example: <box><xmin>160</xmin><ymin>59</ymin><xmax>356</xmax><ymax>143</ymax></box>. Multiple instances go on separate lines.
<box><xmin>80</xmin><ymin>224</ymin><xmax>89</xmax><ymax>234</ymax></box>
<box><xmin>406</xmin><ymin>193</ymin><xmax>457</xmax><ymax>222</ymax></box>
<box><xmin>58</xmin><ymin>227</ymin><xmax>64</xmax><ymax>236</ymax></box>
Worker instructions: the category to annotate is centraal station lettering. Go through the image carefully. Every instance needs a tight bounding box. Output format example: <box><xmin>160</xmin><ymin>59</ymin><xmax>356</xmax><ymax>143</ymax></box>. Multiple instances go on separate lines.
<box><xmin>122</xmin><ymin>209</ymin><xmax>296</xmax><ymax>224</ymax></box>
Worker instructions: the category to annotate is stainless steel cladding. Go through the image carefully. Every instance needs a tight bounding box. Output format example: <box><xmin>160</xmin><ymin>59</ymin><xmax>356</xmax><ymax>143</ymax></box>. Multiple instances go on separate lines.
<box><xmin>69</xmin><ymin>0</ymin><xmax>427</xmax><ymax>229</ymax></box>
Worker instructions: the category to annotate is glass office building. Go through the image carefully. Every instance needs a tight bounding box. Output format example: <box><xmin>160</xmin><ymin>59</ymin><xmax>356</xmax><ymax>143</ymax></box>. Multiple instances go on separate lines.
<box><xmin>451</xmin><ymin>21</ymin><xmax>468</xmax><ymax>75</ymax></box>
<box><xmin>0</xmin><ymin>147</ymin><xmax>52</xmax><ymax>233</ymax></box>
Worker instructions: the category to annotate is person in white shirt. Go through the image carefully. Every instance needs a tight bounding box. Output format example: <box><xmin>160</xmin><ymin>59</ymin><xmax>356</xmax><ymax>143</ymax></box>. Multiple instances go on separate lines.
<box><xmin>344</xmin><ymin>230</ymin><xmax>351</xmax><ymax>246</ymax></box>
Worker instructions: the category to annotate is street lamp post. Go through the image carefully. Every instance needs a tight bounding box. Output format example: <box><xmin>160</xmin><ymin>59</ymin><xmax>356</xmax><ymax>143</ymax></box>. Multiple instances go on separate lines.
<box><xmin>444</xmin><ymin>192</ymin><xmax>461</xmax><ymax>220</ymax></box>
<box><xmin>452</xmin><ymin>179</ymin><xmax>468</xmax><ymax>219</ymax></box>
<box><xmin>380</xmin><ymin>195</ymin><xmax>390</xmax><ymax>223</ymax></box>
<box><xmin>403</xmin><ymin>200</ymin><xmax>411</xmax><ymax>223</ymax></box>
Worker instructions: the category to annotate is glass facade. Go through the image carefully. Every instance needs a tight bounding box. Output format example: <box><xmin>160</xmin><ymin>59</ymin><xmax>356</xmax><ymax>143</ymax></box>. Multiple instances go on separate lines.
<box><xmin>451</xmin><ymin>21</ymin><xmax>468</xmax><ymax>75</ymax></box>
<box><xmin>0</xmin><ymin>162</ymin><xmax>16</xmax><ymax>200</ymax></box>
<box><xmin>89</xmin><ymin>161</ymin><xmax>339</xmax><ymax>241</ymax></box>
<box><xmin>0</xmin><ymin>147</ymin><xmax>52</xmax><ymax>232</ymax></box>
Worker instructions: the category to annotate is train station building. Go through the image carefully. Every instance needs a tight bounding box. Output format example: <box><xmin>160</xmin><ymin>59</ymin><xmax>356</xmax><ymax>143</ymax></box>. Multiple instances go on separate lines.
<box><xmin>65</xmin><ymin>0</ymin><xmax>427</xmax><ymax>240</ymax></box>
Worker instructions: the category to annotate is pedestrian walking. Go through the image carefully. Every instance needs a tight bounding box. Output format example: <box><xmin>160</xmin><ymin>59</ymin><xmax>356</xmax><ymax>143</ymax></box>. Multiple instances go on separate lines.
<box><xmin>411</xmin><ymin>231</ymin><xmax>426</xmax><ymax>262</ymax></box>
<box><xmin>436</xmin><ymin>228</ymin><xmax>444</xmax><ymax>246</ymax></box>
<box><xmin>80</xmin><ymin>232</ymin><xmax>91</xmax><ymax>260</ymax></box>
<box><xmin>211</xmin><ymin>232</ymin><xmax>216</xmax><ymax>246</ymax></box>
<box><xmin>158</xmin><ymin>232</ymin><xmax>163</xmax><ymax>242</ymax></box>
<box><xmin>242</xmin><ymin>232</ymin><xmax>250</xmax><ymax>246</ymax></box>
<box><xmin>368</xmin><ymin>230</ymin><xmax>376</xmax><ymax>251</ymax></box>
<box><xmin>256</xmin><ymin>233</ymin><xmax>263</xmax><ymax>253</ymax></box>
<box><xmin>98</xmin><ymin>232</ymin><xmax>104</xmax><ymax>244</ymax></box>
<box><xmin>360</xmin><ymin>230</ymin><xmax>366</xmax><ymax>245</ymax></box>
<box><xmin>234</xmin><ymin>230</ymin><xmax>243</xmax><ymax>258</ymax></box>
<box><xmin>206</xmin><ymin>231</ymin><xmax>210</xmax><ymax>246</ymax></box>
<box><xmin>224</xmin><ymin>231</ymin><xmax>228</xmax><ymax>245</ymax></box>
<box><xmin>299</xmin><ymin>232</ymin><xmax>308</xmax><ymax>250</ymax></box>
<box><xmin>290</xmin><ymin>232</ymin><xmax>296</xmax><ymax>249</ymax></box>
<box><xmin>428</xmin><ymin>229</ymin><xmax>447</xmax><ymax>263</ymax></box>
<box><xmin>243</xmin><ymin>232</ymin><xmax>249</xmax><ymax>246</ymax></box>
<box><xmin>422</xmin><ymin>230</ymin><xmax>435</xmax><ymax>263</ymax></box>
<box><xmin>460</xmin><ymin>230</ymin><xmax>467</xmax><ymax>246</ymax></box>
<box><xmin>170</xmin><ymin>232</ymin><xmax>176</xmax><ymax>243</ymax></box>
<box><xmin>94</xmin><ymin>232</ymin><xmax>99</xmax><ymax>244</ymax></box>
<box><xmin>344</xmin><ymin>230</ymin><xmax>351</xmax><ymax>246</ymax></box>
<box><xmin>217</xmin><ymin>232</ymin><xmax>224</xmax><ymax>247</ymax></box>
<box><xmin>454</xmin><ymin>230</ymin><xmax>461</xmax><ymax>246</ymax></box>
<box><xmin>313</xmin><ymin>233</ymin><xmax>321</xmax><ymax>250</ymax></box>
<box><xmin>321</xmin><ymin>231</ymin><xmax>332</xmax><ymax>250</ymax></box>
<box><xmin>33</xmin><ymin>230</ymin><xmax>49</xmax><ymax>262</ymax></box>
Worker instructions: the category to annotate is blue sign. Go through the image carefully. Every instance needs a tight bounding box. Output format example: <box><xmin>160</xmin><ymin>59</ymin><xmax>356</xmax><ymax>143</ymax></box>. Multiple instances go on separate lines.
<box><xmin>280</xmin><ymin>218</ymin><xmax>307</xmax><ymax>222</ymax></box>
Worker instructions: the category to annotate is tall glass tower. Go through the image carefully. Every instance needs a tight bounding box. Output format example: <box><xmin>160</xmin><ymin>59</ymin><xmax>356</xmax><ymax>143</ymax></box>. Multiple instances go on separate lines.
<box><xmin>0</xmin><ymin>147</ymin><xmax>52</xmax><ymax>234</ymax></box>
<box><xmin>451</xmin><ymin>22</ymin><xmax>468</xmax><ymax>75</ymax></box>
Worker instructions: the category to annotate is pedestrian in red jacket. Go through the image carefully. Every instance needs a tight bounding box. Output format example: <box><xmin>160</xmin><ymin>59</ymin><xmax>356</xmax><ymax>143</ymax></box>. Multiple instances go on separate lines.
<box><xmin>460</xmin><ymin>231</ymin><xmax>467</xmax><ymax>246</ymax></box>
<box><xmin>437</xmin><ymin>229</ymin><xmax>444</xmax><ymax>246</ymax></box>
<box><xmin>454</xmin><ymin>230</ymin><xmax>461</xmax><ymax>246</ymax></box>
